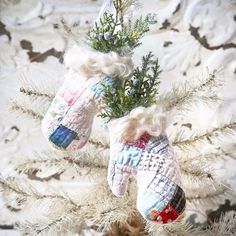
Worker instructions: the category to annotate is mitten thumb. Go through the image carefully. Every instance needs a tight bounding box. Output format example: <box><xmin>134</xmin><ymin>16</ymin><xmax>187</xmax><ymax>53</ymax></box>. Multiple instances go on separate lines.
<box><xmin>107</xmin><ymin>160</ymin><xmax>131</xmax><ymax>197</ymax></box>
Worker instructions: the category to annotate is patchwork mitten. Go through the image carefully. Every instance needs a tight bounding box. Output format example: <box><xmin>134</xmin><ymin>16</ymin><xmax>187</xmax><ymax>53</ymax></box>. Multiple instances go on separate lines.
<box><xmin>42</xmin><ymin>44</ymin><xmax>133</xmax><ymax>151</ymax></box>
<box><xmin>107</xmin><ymin>117</ymin><xmax>186</xmax><ymax>224</ymax></box>
<box><xmin>42</xmin><ymin>72</ymin><xmax>114</xmax><ymax>150</ymax></box>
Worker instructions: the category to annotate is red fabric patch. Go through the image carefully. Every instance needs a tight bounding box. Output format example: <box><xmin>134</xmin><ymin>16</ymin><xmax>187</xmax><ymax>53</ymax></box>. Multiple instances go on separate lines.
<box><xmin>127</xmin><ymin>132</ymin><xmax>150</xmax><ymax>149</ymax></box>
<box><xmin>155</xmin><ymin>205</ymin><xmax>180</xmax><ymax>224</ymax></box>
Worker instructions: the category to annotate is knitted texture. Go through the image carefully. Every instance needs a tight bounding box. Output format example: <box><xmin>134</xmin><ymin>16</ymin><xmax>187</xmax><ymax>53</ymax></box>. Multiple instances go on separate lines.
<box><xmin>107</xmin><ymin>121</ymin><xmax>186</xmax><ymax>224</ymax></box>
<box><xmin>42</xmin><ymin>70</ymin><xmax>114</xmax><ymax>150</ymax></box>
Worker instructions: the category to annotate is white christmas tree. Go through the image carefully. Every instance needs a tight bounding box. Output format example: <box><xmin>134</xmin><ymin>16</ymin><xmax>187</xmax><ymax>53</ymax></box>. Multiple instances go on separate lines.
<box><xmin>0</xmin><ymin>0</ymin><xmax>235</xmax><ymax>235</ymax></box>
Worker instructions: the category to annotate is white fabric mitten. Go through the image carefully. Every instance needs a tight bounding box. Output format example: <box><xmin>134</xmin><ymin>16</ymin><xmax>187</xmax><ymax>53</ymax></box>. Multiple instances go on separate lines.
<box><xmin>42</xmin><ymin>45</ymin><xmax>133</xmax><ymax>150</ymax></box>
<box><xmin>42</xmin><ymin>72</ymin><xmax>114</xmax><ymax>150</ymax></box>
<box><xmin>107</xmin><ymin>106</ymin><xmax>186</xmax><ymax>224</ymax></box>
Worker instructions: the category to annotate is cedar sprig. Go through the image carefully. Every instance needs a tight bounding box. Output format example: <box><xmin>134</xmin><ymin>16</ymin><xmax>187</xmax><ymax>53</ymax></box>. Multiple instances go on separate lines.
<box><xmin>99</xmin><ymin>52</ymin><xmax>161</xmax><ymax>120</ymax></box>
<box><xmin>87</xmin><ymin>6</ymin><xmax>157</xmax><ymax>55</ymax></box>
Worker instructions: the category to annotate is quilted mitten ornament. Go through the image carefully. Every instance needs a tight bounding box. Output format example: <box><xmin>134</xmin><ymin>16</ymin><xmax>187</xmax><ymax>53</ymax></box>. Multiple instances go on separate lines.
<box><xmin>42</xmin><ymin>45</ymin><xmax>133</xmax><ymax>150</ymax></box>
<box><xmin>107</xmin><ymin>105</ymin><xmax>186</xmax><ymax>224</ymax></box>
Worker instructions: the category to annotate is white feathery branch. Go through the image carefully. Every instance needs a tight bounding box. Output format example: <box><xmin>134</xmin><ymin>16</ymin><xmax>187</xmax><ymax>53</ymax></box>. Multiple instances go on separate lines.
<box><xmin>205</xmin><ymin>211</ymin><xmax>236</xmax><ymax>236</ymax></box>
<box><xmin>24</xmin><ymin>205</ymin><xmax>83</xmax><ymax>236</ymax></box>
<box><xmin>87</xmin><ymin>139</ymin><xmax>110</xmax><ymax>150</ymax></box>
<box><xmin>180</xmin><ymin>146</ymin><xmax>236</xmax><ymax>162</ymax></box>
<box><xmin>19</xmin><ymin>87</ymin><xmax>54</xmax><ymax>100</ymax></box>
<box><xmin>146</xmin><ymin>219</ymin><xmax>203</xmax><ymax>236</ymax></box>
<box><xmin>146</xmin><ymin>211</ymin><xmax>236</xmax><ymax>236</ymax></box>
<box><xmin>18</xmin><ymin>72</ymin><xmax>59</xmax><ymax>99</ymax></box>
<box><xmin>172</xmin><ymin>118</ymin><xmax>236</xmax><ymax>150</ymax></box>
<box><xmin>0</xmin><ymin>176</ymin><xmax>79</xmax><ymax>206</ymax></box>
<box><xmin>14</xmin><ymin>155</ymin><xmax>108</xmax><ymax>179</ymax></box>
<box><xmin>160</xmin><ymin>71</ymin><xmax>222</xmax><ymax>112</ymax></box>
<box><xmin>10</xmin><ymin>100</ymin><xmax>44</xmax><ymax>120</ymax></box>
<box><xmin>13</xmin><ymin>182</ymin><xmax>138</xmax><ymax>235</ymax></box>
<box><xmin>181</xmin><ymin>170</ymin><xmax>228</xmax><ymax>201</ymax></box>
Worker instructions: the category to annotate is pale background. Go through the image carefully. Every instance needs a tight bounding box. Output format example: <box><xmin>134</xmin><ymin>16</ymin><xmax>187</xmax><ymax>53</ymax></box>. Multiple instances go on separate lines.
<box><xmin>0</xmin><ymin>0</ymin><xmax>236</xmax><ymax>235</ymax></box>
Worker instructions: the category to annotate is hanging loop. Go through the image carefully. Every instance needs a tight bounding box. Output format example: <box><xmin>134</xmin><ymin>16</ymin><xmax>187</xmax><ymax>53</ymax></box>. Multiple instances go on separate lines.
<box><xmin>96</xmin><ymin>0</ymin><xmax>117</xmax><ymax>22</ymax></box>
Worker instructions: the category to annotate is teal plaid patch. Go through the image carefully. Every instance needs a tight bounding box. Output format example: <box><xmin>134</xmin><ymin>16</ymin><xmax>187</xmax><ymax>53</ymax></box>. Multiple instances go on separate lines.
<box><xmin>91</xmin><ymin>76</ymin><xmax>115</xmax><ymax>96</ymax></box>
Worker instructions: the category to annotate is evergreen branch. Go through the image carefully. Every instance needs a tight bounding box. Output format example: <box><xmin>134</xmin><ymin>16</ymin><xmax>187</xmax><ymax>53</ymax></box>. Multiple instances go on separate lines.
<box><xmin>87</xmin><ymin>9</ymin><xmax>157</xmax><ymax>55</ymax></box>
<box><xmin>114</xmin><ymin>0</ymin><xmax>138</xmax><ymax>20</ymax></box>
<box><xmin>114</xmin><ymin>0</ymin><xmax>124</xmax><ymax>28</ymax></box>
<box><xmin>99</xmin><ymin>52</ymin><xmax>161</xmax><ymax>120</ymax></box>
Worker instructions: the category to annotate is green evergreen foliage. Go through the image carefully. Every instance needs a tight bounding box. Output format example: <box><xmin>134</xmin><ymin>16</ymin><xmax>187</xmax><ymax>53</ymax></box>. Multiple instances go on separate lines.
<box><xmin>87</xmin><ymin>8</ymin><xmax>157</xmax><ymax>55</ymax></box>
<box><xmin>86</xmin><ymin>0</ymin><xmax>160</xmax><ymax>120</ymax></box>
<box><xmin>99</xmin><ymin>52</ymin><xmax>161</xmax><ymax>120</ymax></box>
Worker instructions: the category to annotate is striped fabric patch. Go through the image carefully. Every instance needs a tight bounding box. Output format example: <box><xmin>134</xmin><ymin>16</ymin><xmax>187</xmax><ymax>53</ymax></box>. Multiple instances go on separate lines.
<box><xmin>168</xmin><ymin>185</ymin><xmax>186</xmax><ymax>214</ymax></box>
<box><xmin>141</xmin><ymin>173</ymin><xmax>186</xmax><ymax>223</ymax></box>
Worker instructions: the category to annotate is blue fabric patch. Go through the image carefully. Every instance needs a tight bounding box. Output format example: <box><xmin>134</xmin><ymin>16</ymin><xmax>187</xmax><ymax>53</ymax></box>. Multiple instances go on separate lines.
<box><xmin>49</xmin><ymin>124</ymin><xmax>77</xmax><ymax>149</ymax></box>
<box><xmin>116</xmin><ymin>145</ymin><xmax>143</xmax><ymax>168</ymax></box>
<box><xmin>91</xmin><ymin>76</ymin><xmax>115</xmax><ymax>97</ymax></box>
<box><xmin>139</xmin><ymin>188</ymin><xmax>168</xmax><ymax>214</ymax></box>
